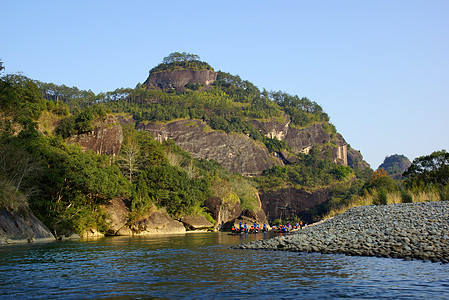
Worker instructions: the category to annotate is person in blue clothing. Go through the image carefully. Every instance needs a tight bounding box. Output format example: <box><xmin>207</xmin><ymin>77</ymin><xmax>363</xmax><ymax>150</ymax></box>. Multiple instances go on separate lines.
<box><xmin>244</xmin><ymin>223</ymin><xmax>248</xmax><ymax>233</ymax></box>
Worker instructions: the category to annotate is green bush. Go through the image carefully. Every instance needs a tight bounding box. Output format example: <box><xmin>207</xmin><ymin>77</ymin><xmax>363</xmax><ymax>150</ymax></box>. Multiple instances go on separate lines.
<box><xmin>400</xmin><ymin>189</ymin><xmax>413</xmax><ymax>203</ymax></box>
<box><xmin>375</xmin><ymin>189</ymin><xmax>388</xmax><ymax>205</ymax></box>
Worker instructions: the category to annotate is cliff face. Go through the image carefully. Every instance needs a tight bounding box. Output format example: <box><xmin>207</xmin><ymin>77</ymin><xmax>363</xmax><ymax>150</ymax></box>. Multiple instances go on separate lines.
<box><xmin>144</xmin><ymin>69</ymin><xmax>217</xmax><ymax>91</ymax></box>
<box><xmin>137</xmin><ymin>119</ymin><xmax>283</xmax><ymax>176</ymax></box>
<box><xmin>259</xmin><ymin>187</ymin><xmax>330</xmax><ymax>223</ymax></box>
<box><xmin>347</xmin><ymin>147</ymin><xmax>371</xmax><ymax>171</ymax></box>
<box><xmin>252</xmin><ymin>116</ymin><xmax>348</xmax><ymax>165</ymax></box>
<box><xmin>68</xmin><ymin>115</ymin><xmax>123</xmax><ymax>156</ymax></box>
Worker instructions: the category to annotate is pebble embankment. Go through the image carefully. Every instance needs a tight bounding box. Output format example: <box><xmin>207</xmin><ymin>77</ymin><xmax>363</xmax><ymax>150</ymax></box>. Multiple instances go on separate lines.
<box><xmin>234</xmin><ymin>202</ymin><xmax>449</xmax><ymax>263</ymax></box>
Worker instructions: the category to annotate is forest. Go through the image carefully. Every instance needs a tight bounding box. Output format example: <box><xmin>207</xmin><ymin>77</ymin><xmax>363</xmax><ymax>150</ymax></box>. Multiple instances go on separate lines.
<box><xmin>1</xmin><ymin>56</ymin><xmax>448</xmax><ymax>235</ymax></box>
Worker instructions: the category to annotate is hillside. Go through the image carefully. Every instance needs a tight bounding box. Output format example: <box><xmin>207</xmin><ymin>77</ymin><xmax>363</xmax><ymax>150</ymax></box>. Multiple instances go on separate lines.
<box><xmin>1</xmin><ymin>54</ymin><xmax>377</xmax><ymax>239</ymax></box>
<box><xmin>378</xmin><ymin>154</ymin><xmax>411</xmax><ymax>180</ymax></box>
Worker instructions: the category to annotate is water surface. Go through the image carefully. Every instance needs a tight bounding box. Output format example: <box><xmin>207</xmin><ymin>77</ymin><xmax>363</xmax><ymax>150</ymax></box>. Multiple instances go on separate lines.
<box><xmin>1</xmin><ymin>232</ymin><xmax>448</xmax><ymax>299</ymax></box>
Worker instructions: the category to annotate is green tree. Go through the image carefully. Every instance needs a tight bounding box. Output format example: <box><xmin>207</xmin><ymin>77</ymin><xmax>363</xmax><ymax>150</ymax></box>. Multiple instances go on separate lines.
<box><xmin>0</xmin><ymin>74</ymin><xmax>46</xmax><ymax>120</ymax></box>
<box><xmin>403</xmin><ymin>150</ymin><xmax>449</xmax><ymax>188</ymax></box>
<box><xmin>162</xmin><ymin>52</ymin><xmax>200</xmax><ymax>64</ymax></box>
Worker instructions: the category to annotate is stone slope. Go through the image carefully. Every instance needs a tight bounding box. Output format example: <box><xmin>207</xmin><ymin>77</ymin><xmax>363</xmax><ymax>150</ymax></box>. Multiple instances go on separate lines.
<box><xmin>137</xmin><ymin>119</ymin><xmax>283</xmax><ymax>176</ymax></box>
<box><xmin>67</xmin><ymin>115</ymin><xmax>123</xmax><ymax>156</ymax></box>
<box><xmin>0</xmin><ymin>209</ymin><xmax>55</xmax><ymax>245</ymax></box>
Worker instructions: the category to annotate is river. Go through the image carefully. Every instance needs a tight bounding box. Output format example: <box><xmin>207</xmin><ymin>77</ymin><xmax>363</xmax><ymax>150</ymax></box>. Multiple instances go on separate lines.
<box><xmin>1</xmin><ymin>232</ymin><xmax>448</xmax><ymax>299</ymax></box>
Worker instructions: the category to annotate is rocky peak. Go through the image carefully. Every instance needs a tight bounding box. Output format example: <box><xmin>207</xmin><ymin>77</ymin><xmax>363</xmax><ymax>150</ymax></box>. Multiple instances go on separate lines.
<box><xmin>144</xmin><ymin>69</ymin><xmax>217</xmax><ymax>92</ymax></box>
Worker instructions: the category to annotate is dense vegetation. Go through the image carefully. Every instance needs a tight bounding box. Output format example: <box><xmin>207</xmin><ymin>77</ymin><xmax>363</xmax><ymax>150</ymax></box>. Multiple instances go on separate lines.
<box><xmin>149</xmin><ymin>52</ymin><xmax>214</xmax><ymax>74</ymax></box>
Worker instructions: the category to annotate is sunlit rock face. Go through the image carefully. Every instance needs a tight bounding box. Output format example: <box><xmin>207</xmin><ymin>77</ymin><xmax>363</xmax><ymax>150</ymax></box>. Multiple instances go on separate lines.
<box><xmin>144</xmin><ymin>69</ymin><xmax>217</xmax><ymax>92</ymax></box>
<box><xmin>136</xmin><ymin>119</ymin><xmax>283</xmax><ymax>176</ymax></box>
<box><xmin>68</xmin><ymin>115</ymin><xmax>123</xmax><ymax>157</ymax></box>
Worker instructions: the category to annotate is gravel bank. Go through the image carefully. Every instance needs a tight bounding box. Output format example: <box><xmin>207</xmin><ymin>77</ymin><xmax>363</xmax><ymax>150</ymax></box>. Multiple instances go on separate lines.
<box><xmin>234</xmin><ymin>202</ymin><xmax>449</xmax><ymax>263</ymax></box>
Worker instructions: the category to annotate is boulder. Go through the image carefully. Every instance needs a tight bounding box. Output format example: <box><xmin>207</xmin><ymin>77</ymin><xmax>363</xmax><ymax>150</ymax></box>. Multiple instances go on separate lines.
<box><xmin>102</xmin><ymin>198</ymin><xmax>129</xmax><ymax>236</ymax></box>
<box><xmin>81</xmin><ymin>228</ymin><xmax>104</xmax><ymax>239</ymax></box>
<box><xmin>204</xmin><ymin>197</ymin><xmax>242</xmax><ymax>230</ymax></box>
<box><xmin>0</xmin><ymin>209</ymin><xmax>55</xmax><ymax>245</ymax></box>
<box><xmin>180</xmin><ymin>215</ymin><xmax>213</xmax><ymax>231</ymax></box>
<box><xmin>129</xmin><ymin>209</ymin><xmax>186</xmax><ymax>235</ymax></box>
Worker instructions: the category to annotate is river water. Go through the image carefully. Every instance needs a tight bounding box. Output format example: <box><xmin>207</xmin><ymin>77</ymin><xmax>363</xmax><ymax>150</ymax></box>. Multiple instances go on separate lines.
<box><xmin>1</xmin><ymin>232</ymin><xmax>448</xmax><ymax>299</ymax></box>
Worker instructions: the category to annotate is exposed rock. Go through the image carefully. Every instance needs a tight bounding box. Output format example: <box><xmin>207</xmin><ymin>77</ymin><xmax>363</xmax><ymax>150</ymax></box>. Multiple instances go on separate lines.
<box><xmin>67</xmin><ymin>114</ymin><xmax>123</xmax><ymax>157</ymax></box>
<box><xmin>252</xmin><ymin>117</ymin><xmax>349</xmax><ymax>166</ymax></box>
<box><xmin>58</xmin><ymin>232</ymin><xmax>81</xmax><ymax>241</ymax></box>
<box><xmin>137</xmin><ymin>119</ymin><xmax>283</xmax><ymax>176</ymax></box>
<box><xmin>204</xmin><ymin>197</ymin><xmax>242</xmax><ymax>230</ymax></box>
<box><xmin>81</xmin><ymin>228</ymin><xmax>104</xmax><ymax>239</ymax></box>
<box><xmin>221</xmin><ymin>207</ymin><xmax>269</xmax><ymax>231</ymax></box>
<box><xmin>347</xmin><ymin>147</ymin><xmax>371</xmax><ymax>172</ymax></box>
<box><xmin>0</xmin><ymin>209</ymin><xmax>55</xmax><ymax>245</ymax></box>
<box><xmin>102</xmin><ymin>198</ymin><xmax>129</xmax><ymax>236</ymax></box>
<box><xmin>115</xmin><ymin>114</ymin><xmax>136</xmax><ymax>125</ymax></box>
<box><xmin>259</xmin><ymin>187</ymin><xmax>329</xmax><ymax>223</ymax></box>
<box><xmin>144</xmin><ymin>69</ymin><xmax>217</xmax><ymax>92</ymax></box>
<box><xmin>129</xmin><ymin>209</ymin><xmax>186</xmax><ymax>235</ymax></box>
<box><xmin>180</xmin><ymin>215</ymin><xmax>213</xmax><ymax>231</ymax></box>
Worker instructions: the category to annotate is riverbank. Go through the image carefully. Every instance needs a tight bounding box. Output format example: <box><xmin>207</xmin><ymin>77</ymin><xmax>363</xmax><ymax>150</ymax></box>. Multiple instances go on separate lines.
<box><xmin>234</xmin><ymin>201</ymin><xmax>449</xmax><ymax>263</ymax></box>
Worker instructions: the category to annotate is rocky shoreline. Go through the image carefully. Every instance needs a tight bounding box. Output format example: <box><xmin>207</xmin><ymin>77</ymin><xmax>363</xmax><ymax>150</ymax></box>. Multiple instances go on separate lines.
<box><xmin>234</xmin><ymin>202</ymin><xmax>449</xmax><ymax>263</ymax></box>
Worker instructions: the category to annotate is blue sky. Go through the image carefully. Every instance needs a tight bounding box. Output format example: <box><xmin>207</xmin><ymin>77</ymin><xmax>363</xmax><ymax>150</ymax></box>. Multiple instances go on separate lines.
<box><xmin>1</xmin><ymin>1</ymin><xmax>448</xmax><ymax>169</ymax></box>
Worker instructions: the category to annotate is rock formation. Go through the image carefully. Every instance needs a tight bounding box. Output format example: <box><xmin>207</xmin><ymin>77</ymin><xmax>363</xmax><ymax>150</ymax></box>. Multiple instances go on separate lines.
<box><xmin>252</xmin><ymin>116</ymin><xmax>348</xmax><ymax>165</ymax></box>
<box><xmin>144</xmin><ymin>69</ymin><xmax>217</xmax><ymax>92</ymax></box>
<box><xmin>68</xmin><ymin>114</ymin><xmax>123</xmax><ymax>156</ymax></box>
<box><xmin>137</xmin><ymin>119</ymin><xmax>283</xmax><ymax>176</ymax></box>
<box><xmin>0</xmin><ymin>209</ymin><xmax>55</xmax><ymax>245</ymax></box>
<box><xmin>204</xmin><ymin>197</ymin><xmax>242</xmax><ymax>230</ymax></box>
<box><xmin>259</xmin><ymin>188</ymin><xmax>330</xmax><ymax>223</ymax></box>
<box><xmin>128</xmin><ymin>210</ymin><xmax>186</xmax><ymax>235</ymax></box>
<box><xmin>180</xmin><ymin>215</ymin><xmax>213</xmax><ymax>231</ymax></box>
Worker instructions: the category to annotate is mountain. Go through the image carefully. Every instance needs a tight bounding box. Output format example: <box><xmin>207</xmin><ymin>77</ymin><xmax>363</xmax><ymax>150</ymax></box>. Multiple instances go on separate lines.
<box><xmin>0</xmin><ymin>54</ymin><xmax>374</xmax><ymax>238</ymax></box>
<box><xmin>378</xmin><ymin>154</ymin><xmax>412</xmax><ymax>180</ymax></box>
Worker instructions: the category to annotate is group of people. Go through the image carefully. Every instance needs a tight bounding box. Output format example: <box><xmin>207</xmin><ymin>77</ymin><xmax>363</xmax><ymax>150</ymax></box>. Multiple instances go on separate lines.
<box><xmin>231</xmin><ymin>222</ymin><xmax>268</xmax><ymax>234</ymax></box>
<box><xmin>272</xmin><ymin>221</ymin><xmax>306</xmax><ymax>233</ymax></box>
<box><xmin>230</xmin><ymin>221</ymin><xmax>306</xmax><ymax>234</ymax></box>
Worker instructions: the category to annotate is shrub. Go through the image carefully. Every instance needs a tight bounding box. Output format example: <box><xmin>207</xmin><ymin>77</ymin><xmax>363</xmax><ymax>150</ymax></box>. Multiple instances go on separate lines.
<box><xmin>400</xmin><ymin>189</ymin><xmax>413</xmax><ymax>203</ymax></box>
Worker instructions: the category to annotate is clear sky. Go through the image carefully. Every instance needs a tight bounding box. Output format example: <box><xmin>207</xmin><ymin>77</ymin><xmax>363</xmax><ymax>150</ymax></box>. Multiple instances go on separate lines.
<box><xmin>1</xmin><ymin>1</ymin><xmax>448</xmax><ymax>169</ymax></box>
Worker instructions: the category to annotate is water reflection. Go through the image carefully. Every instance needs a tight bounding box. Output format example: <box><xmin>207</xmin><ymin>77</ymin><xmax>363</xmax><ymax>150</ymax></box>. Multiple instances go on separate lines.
<box><xmin>1</xmin><ymin>232</ymin><xmax>448</xmax><ymax>299</ymax></box>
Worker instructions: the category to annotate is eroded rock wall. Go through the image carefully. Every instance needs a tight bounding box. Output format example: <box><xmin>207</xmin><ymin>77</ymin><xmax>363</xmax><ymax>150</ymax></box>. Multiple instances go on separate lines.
<box><xmin>137</xmin><ymin>119</ymin><xmax>283</xmax><ymax>176</ymax></box>
<box><xmin>252</xmin><ymin>116</ymin><xmax>348</xmax><ymax>165</ymax></box>
<box><xmin>259</xmin><ymin>187</ymin><xmax>330</xmax><ymax>223</ymax></box>
<box><xmin>68</xmin><ymin>115</ymin><xmax>123</xmax><ymax>156</ymax></box>
<box><xmin>144</xmin><ymin>69</ymin><xmax>217</xmax><ymax>91</ymax></box>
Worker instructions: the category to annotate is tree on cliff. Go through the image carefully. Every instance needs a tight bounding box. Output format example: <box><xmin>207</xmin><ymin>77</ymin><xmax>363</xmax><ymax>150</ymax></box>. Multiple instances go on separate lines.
<box><xmin>150</xmin><ymin>52</ymin><xmax>213</xmax><ymax>73</ymax></box>
<box><xmin>162</xmin><ymin>52</ymin><xmax>200</xmax><ymax>64</ymax></box>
